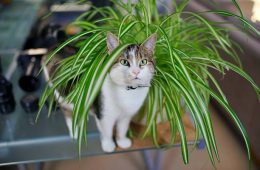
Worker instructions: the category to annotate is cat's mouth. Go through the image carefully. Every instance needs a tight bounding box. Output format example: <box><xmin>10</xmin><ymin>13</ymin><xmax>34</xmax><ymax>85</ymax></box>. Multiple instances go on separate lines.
<box><xmin>133</xmin><ymin>77</ymin><xmax>140</xmax><ymax>80</ymax></box>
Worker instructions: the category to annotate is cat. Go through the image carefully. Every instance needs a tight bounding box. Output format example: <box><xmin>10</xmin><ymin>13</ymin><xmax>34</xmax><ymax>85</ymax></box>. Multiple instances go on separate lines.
<box><xmin>42</xmin><ymin>32</ymin><xmax>157</xmax><ymax>152</ymax></box>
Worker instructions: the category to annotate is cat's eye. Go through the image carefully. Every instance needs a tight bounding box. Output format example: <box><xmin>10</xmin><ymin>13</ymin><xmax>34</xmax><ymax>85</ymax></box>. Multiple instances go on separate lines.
<box><xmin>140</xmin><ymin>59</ymin><xmax>148</xmax><ymax>66</ymax></box>
<box><xmin>120</xmin><ymin>59</ymin><xmax>129</xmax><ymax>66</ymax></box>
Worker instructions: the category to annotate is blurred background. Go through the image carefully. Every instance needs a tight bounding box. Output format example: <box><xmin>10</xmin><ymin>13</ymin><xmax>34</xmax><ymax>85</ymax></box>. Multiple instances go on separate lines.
<box><xmin>0</xmin><ymin>0</ymin><xmax>259</xmax><ymax>169</ymax></box>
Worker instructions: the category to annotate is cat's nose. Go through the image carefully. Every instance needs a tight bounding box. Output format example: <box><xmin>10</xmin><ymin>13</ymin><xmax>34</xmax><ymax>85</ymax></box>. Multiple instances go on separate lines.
<box><xmin>132</xmin><ymin>68</ymin><xmax>140</xmax><ymax>76</ymax></box>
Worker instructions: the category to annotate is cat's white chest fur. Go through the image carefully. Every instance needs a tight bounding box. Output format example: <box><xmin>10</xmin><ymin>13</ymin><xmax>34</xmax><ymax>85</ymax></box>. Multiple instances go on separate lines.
<box><xmin>94</xmin><ymin>75</ymin><xmax>149</xmax><ymax>152</ymax></box>
<box><xmin>101</xmin><ymin>75</ymin><xmax>149</xmax><ymax>117</ymax></box>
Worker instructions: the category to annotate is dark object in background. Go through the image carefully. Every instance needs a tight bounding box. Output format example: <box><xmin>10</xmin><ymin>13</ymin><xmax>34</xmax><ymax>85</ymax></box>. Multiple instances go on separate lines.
<box><xmin>89</xmin><ymin>0</ymin><xmax>112</xmax><ymax>7</ymax></box>
<box><xmin>40</xmin><ymin>23</ymin><xmax>67</xmax><ymax>48</ymax></box>
<box><xmin>0</xmin><ymin>0</ymin><xmax>12</xmax><ymax>6</ymax></box>
<box><xmin>18</xmin><ymin>55</ymin><xmax>41</xmax><ymax>92</ymax></box>
<box><xmin>23</xmin><ymin>23</ymin><xmax>67</xmax><ymax>49</ymax></box>
<box><xmin>0</xmin><ymin>75</ymin><xmax>15</xmax><ymax>114</ymax></box>
<box><xmin>20</xmin><ymin>94</ymin><xmax>39</xmax><ymax>113</ymax></box>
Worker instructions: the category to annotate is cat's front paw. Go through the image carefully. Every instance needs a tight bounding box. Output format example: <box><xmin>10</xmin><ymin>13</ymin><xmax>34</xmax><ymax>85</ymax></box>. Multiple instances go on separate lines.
<box><xmin>101</xmin><ymin>139</ymin><xmax>116</xmax><ymax>153</ymax></box>
<box><xmin>117</xmin><ymin>137</ymin><xmax>132</xmax><ymax>149</ymax></box>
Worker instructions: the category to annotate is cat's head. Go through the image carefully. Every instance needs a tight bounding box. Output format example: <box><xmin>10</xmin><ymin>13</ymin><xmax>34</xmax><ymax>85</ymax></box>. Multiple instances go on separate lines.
<box><xmin>107</xmin><ymin>32</ymin><xmax>156</xmax><ymax>88</ymax></box>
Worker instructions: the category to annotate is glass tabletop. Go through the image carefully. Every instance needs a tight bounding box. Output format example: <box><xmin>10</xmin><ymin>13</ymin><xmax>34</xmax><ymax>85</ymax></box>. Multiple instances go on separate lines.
<box><xmin>0</xmin><ymin>51</ymin><xmax>105</xmax><ymax>166</ymax></box>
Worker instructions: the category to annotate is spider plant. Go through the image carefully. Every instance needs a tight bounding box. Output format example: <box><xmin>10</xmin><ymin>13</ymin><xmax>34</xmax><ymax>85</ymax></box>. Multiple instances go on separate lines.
<box><xmin>39</xmin><ymin>0</ymin><xmax>260</xmax><ymax>165</ymax></box>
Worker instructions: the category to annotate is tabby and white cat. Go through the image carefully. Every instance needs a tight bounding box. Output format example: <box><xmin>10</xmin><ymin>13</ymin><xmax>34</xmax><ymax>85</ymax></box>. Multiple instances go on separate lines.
<box><xmin>43</xmin><ymin>32</ymin><xmax>157</xmax><ymax>152</ymax></box>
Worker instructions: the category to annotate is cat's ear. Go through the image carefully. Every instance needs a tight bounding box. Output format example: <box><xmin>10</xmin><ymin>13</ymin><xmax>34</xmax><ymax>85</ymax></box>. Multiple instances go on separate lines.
<box><xmin>141</xmin><ymin>33</ymin><xmax>157</xmax><ymax>53</ymax></box>
<box><xmin>107</xmin><ymin>32</ymin><xmax>119</xmax><ymax>54</ymax></box>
